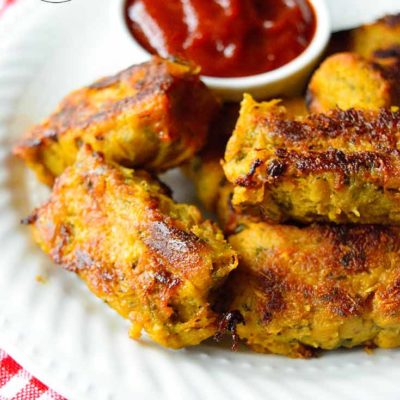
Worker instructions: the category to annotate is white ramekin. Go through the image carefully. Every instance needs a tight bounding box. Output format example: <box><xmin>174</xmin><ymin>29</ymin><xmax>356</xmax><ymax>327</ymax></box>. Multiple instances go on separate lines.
<box><xmin>122</xmin><ymin>0</ymin><xmax>331</xmax><ymax>101</ymax></box>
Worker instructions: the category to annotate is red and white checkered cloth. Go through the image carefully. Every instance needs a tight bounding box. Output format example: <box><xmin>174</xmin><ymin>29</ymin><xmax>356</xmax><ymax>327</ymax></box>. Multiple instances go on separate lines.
<box><xmin>0</xmin><ymin>350</ymin><xmax>65</xmax><ymax>400</ymax></box>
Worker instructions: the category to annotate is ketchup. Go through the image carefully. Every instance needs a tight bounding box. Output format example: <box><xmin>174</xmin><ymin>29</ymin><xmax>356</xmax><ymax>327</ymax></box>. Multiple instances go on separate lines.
<box><xmin>124</xmin><ymin>0</ymin><xmax>316</xmax><ymax>78</ymax></box>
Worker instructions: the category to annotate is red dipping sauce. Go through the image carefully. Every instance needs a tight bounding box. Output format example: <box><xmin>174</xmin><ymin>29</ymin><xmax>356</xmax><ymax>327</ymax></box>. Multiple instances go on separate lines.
<box><xmin>124</xmin><ymin>0</ymin><xmax>316</xmax><ymax>78</ymax></box>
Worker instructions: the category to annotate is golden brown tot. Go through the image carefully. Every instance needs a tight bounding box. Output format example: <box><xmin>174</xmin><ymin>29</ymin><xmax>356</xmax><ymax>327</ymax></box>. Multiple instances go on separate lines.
<box><xmin>27</xmin><ymin>146</ymin><xmax>237</xmax><ymax>349</ymax></box>
<box><xmin>14</xmin><ymin>57</ymin><xmax>219</xmax><ymax>185</ymax></box>
<box><xmin>216</xmin><ymin>186</ymin><xmax>400</xmax><ymax>358</ymax></box>
<box><xmin>307</xmin><ymin>52</ymin><xmax>400</xmax><ymax>112</ymax></box>
<box><xmin>223</xmin><ymin>95</ymin><xmax>400</xmax><ymax>224</ymax></box>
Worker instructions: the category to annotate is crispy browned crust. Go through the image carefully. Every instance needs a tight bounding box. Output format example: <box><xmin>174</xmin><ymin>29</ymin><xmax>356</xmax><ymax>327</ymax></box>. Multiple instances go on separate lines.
<box><xmin>28</xmin><ymin>146</ymin><xmax>237</xmax><ymax>349</ymax></box>
<box><xmin>223</xmin><ymin>95</ymin><xmax>400</xmax><ymax>224</ymax></box>
<box><xmin>215</xmin><ymin>187</ymin><xmax>400</xmax><ymax>357</ymax></box>
<box><xmin>234</xmin><ymin>107</ymin><xmax>400</xmax><ymax>187</ymax></box>
<box><xmin>14</xmin><ymin>57</ymin><xmax>219</xmax><ymax>185</ymax></box>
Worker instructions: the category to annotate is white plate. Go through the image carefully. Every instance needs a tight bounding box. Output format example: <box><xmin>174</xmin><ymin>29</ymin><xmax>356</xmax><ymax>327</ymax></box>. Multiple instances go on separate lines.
<box><xmin>326</xmin><ymin>0</ymin><xmax>400</xmax><ymax>31</ymax></box>
<box><xmin>1</xmin><ymin>1</ymin><xmax>400</xmax><ymax>399</ymax></box>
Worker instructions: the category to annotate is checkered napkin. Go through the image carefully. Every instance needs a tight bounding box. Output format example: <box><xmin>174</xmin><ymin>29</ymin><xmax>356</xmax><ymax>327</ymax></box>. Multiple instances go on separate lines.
<box><xmin>0</xmin><ymin>350</ymin><xmax>65</xmax><ymax>400</ymax></box>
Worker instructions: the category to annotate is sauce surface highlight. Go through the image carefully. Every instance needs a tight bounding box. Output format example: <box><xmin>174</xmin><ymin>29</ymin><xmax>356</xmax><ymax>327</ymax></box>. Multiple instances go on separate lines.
<box><xmin>124</xmin><ymin>0</ymin><xmax>316</xmax><ymax>78</ymax></box>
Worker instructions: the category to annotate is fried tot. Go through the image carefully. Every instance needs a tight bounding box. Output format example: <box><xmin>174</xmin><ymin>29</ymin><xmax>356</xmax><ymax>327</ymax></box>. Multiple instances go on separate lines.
<box><xmin>14</xmin><ymin>57</ymin><xmax>219</xmax><ymax>185</ymax></box>
<box><xmin>223</xmin><ymin>95</ymin><xmax>400</xmax><ymax>224</ymax></box>
<box><xmin>216</xmin><ymin>187</ymin><xmax>400</xmax><ymax>358</ymax></box>
<box><xmin>307</xmin><ymin>52</ymin><xmax>400</xmax><ymax>113</ymax></box>
<box><xmin>227</xmin><ymin>221</ymin><xmax>400</xmax><ymax>358</ymax></box>
<box><xmin>27</xmin><ymin>146</ymin><xmax>237</xmax><ymax>349</ymax></box>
